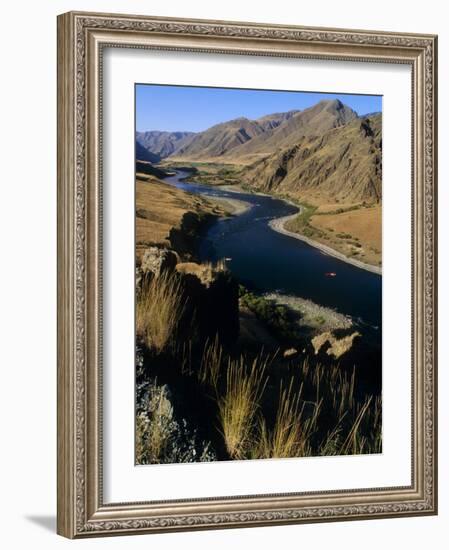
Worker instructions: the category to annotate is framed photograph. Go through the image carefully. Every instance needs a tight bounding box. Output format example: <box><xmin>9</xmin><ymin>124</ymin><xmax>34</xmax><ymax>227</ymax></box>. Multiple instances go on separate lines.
<box><xmin>57</xmin><ymin>11</ymin><xmax>438</xmax><ymax>538</ymax></box>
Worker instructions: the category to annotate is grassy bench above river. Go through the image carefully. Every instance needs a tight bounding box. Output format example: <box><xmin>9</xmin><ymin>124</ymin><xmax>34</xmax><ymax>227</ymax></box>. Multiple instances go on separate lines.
<box><xmin>136</xmin><ymin>173</ymin><xmax>224</xmax><ymax>261</ymax></box>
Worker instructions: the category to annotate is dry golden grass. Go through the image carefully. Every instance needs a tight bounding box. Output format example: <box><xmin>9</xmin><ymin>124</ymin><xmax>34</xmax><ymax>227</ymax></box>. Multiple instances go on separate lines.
<box><xmin>136</xmin><ymin>175</ymin><xmax>220</xmax><ymax>261</ymax></box>
<box><xmin>218</xmin><ymin>356</ymin><xmax>268</xmax><ymax>459</ymax></box>
<box><xmin>314</xmin><ymin>201</ymin><xmax>361</xmax><ymax>214</ymax></box>
<box><xmin>253</xmin><ymin>381</ymin><xmax>303</xmax><ymax>459</ymax></box>
<box><xmin>136</xmin><ymin>270</ymin><xmax>185</xmax><ymax>353</ymax></box>
<box><xmin>198</xmin><ymin>335</ymin><xmax>223</xmax><ymax>389</ymax></box>
<box><xmin>309</xmin><ymin>364</ymin><xmax>381</xmax><ymax>456</ymax></box>
<box><xmin>310</xmin><ymin>205</ymin><xmax>382</xmax><ymax>266</ymax></box>
<box><xmin>339</xmin><ymin>396</ymin><xmax>373</xmax><ymax>454</ymax></box>
<box><xmin>210</xmin><ymin>345</ymin><xmax>382</xmax><ymax>460</ymax></box>
<box><xmin>151</xmin><ymin>335</ymin><xmax>381</xmax><ymax>461</ymax></box>
<box><xmin>236</xmin><ymin>356</ymin><xmax>379</xmax><ymax>460</ymax></box>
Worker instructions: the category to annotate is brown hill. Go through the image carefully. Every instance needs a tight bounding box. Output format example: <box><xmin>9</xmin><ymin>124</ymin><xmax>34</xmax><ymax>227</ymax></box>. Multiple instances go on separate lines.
<box><xmin>241</xmin><ymin>113</ymin><xmax>382</xmax><ymax>204</ymax></box>
<box><xmin>170</xmin><ymin>110</ymin><xmax>300</xmax><ymax>161</ymax></box>
<box><xmin>169</xmin><ymin>100</ymin><xmax>357</xmax><ymax>164</ymax></box>
<box><xmin>171</xmin><ymin>117</ymin><xmax>267</xmax><ymax>160</ymax></box>
<box><xmin>223</xmin><ymin>99</ymin><xmax>358</xmax><ymax>163</ymax></box>
<box><xmin>136</xmin><ymin>130</ymin><xmax>195</xmax><ymax>158</ymax></box>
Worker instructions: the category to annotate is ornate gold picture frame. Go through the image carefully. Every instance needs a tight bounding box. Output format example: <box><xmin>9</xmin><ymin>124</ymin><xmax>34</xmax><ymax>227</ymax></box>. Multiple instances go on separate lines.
<box><xmin>57</xmin><ymin>11</ymin><xmax>437</xmax><ymax>538</ymax></box>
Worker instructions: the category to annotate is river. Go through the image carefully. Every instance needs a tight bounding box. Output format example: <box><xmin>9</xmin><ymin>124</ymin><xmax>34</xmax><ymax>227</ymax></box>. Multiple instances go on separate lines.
<box><xmin>165</xmin><ymin>170</ymin><xmax>382</xmax><ymax>331</ymax></box>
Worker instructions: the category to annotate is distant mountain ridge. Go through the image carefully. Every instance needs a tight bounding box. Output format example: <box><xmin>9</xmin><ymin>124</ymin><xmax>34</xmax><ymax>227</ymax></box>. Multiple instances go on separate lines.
<box><xmin>136</xmin><ymin>100</ymin><xmax>359</xmax><ymax>163</ymax></box>
<box><xmin>173</xmin><ymin>110</ymin><xmax>302</xmax><ymax>160</ymax></box>
<box><xmin>136</xmin><ymin>110</ymin><xmax>301</xmax><ymax>161</ymax></box>
<box><xmin>136</xmin><ymin>130</ymin><xmax>195</xmax><ymax>159</ymax></box>
<box><xmin>136</xmin><ymin>99</ymin><xmax>382</xmax><ymax>205</ymax></box>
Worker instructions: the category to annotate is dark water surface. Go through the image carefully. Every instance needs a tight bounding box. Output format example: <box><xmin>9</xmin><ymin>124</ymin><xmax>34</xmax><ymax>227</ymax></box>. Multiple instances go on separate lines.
<box><xmin>166</xmin><ymin>170</ymin><xmax>382</xmax><ymax>331</ymax></box>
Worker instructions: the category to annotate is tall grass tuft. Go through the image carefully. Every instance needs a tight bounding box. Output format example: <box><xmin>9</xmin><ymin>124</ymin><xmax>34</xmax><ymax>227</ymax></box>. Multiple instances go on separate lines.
<box><xmin>253</xmin><ymin>380</ymin><xmax>323</xmax><ymax>459</ymax></box>
<box><xmin>218</xmin><ymin>355</ymin><xmax>268</xmax><ymax>459</ymax></box>
<box><xmin>136</xmin><ymin>270</ymin><xmax>185</xmax><ymax>353</ymax></box>
<box><xmin>253</xmin><ymin>380</ymin><xmax>304</xmax><ymax>459</ymax></box>
<box><xmin>198</xmin><ymin>335</ymin><xmax>223</xmax><ymax>390</ymax></box>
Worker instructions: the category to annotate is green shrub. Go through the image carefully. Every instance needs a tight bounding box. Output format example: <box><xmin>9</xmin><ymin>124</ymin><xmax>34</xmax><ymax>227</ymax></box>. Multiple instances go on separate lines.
<box><xmin>239</xmin><ymin>288</ymin><xmax>298</xmax><ymax>340</ymax></box>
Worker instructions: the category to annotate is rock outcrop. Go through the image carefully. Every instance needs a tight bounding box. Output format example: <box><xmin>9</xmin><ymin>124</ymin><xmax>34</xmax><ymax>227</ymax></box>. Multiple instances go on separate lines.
<box><xmin>168</xmin><ymin>211</ymin><xmax>218</xmax><ymax>260</ymax></box>
<box><xmin>241</xmin><ymin>114</ymin><xmax>382</xmax><ymax>204</ymax></box>
<box><xmin>176</xmin><ymin>261</ymin><xmax>239</xmax><ymax>347</ymax></box>
<box><xmin>140</xmin><ymin>246</ymin><xmax>179</xmax><ymax>277</ymax></box>
<box><xmin>137</xmin><ymin>248</ymin><xmax>240</xmax><ymax>349</ymax></box>
<box><xmin>312</xmin><ymin>331</ymin><xmax>361</xmax><ymax>359</ymax></box>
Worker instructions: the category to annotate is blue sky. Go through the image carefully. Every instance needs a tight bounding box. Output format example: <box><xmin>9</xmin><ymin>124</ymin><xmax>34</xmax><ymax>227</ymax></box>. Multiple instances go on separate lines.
<box><xmin>136</xmin><ymin>84</ymin><xmax>382</xmax><ymax>133</ymax></box>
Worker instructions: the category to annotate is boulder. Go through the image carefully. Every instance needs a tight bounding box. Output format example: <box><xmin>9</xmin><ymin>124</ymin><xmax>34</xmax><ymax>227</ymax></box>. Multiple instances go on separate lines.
<box><xmin>141</xmin><ymin>246</ymin><xmax>178</xmax><ymax>277</ymax></box>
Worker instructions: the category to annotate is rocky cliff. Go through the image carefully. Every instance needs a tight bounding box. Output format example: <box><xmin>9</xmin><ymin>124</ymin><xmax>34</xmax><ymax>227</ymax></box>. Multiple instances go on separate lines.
<box><xmin>241</xmin><ymin>114</ymin><xmax>382</xmax><ymax>204</ymax></box>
